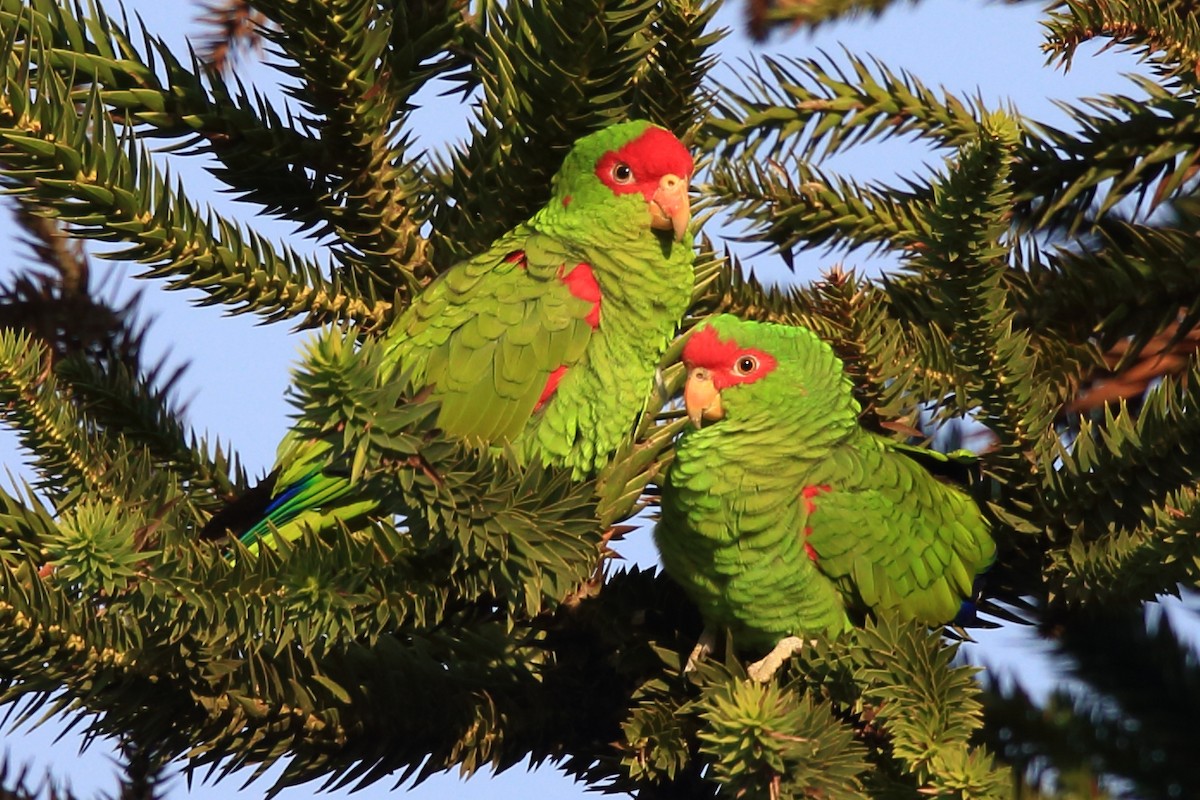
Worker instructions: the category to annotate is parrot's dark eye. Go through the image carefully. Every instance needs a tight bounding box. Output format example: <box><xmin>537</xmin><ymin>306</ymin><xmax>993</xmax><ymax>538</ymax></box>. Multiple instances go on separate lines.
<box><xmin>611</xmin><ymin>162</ymin><xmax>634</xmax><ymax>184</ymax></box>
<box><xmin>735</xmin><ymin>356</ymin><xmax>758</xmax><ymax>375</ymax></box>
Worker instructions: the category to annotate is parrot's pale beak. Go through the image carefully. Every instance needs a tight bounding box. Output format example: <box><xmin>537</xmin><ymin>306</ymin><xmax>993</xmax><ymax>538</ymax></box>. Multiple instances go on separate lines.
<box><xmin>684</xmin><ymin>367</ymin><xmax>724</xmax><ymax>428</ymax></box>
<box><xmin>649</xmin><ymin>174</ymin><xmax>691</xmax><ymax>242</ymax></box>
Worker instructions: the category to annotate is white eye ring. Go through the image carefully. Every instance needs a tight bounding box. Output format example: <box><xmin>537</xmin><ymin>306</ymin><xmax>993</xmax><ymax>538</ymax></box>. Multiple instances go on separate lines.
<box><xmin>611</xmin><ymin>162</ymin><xmax>634</xmax><ymax>184</ymax></box>
<box><xmin>734</xmin><ymin>355</ymin><xmax>758</xmax><ymax>375</ymax></box>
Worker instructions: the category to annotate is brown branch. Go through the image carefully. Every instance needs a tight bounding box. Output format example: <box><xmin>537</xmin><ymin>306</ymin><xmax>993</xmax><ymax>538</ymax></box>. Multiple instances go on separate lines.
<box><xmin>0</xmin><ymin>206</ymin><xmax>137</xmax><ymax>369</ymax></box>
<box><xmin>1067</xmin><ymin>313</ymin><xmax>1200</xmax><ymax>413</ymax></box>
<box><xmin>195</xmin><ymin>0</ymin><xmax>269</xmax><ymax>74</ymax></box>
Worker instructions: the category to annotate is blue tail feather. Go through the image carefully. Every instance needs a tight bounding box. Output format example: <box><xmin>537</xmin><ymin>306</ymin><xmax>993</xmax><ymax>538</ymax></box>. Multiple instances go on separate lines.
<box><xmin>238</xmin><ymin>466</ymin><xmax>338</xmax><ymax>548</ymax></box>
<box><xmin>951</xmin><ymin>571</ymin><xmax>990</xmax><ymax>627</ymax></box>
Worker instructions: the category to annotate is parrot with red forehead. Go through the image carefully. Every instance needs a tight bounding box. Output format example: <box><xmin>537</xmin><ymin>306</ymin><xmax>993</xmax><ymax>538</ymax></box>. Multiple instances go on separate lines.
<box><xmin>210</xmin><ymin>121</ymin><xmax>696</xmax><ymax>551</ymax></box>
<box><xmin>655</xmin><ymin>315</ymin><xmax>994</xmax><ymax>680</ymax></box>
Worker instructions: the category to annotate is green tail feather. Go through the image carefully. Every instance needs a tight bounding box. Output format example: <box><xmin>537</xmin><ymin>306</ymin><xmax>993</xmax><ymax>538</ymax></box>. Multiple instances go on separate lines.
<box><xmin>238</xmin><ymin>468</ymin><xmax>375</xmax><ymax>555</ymax></box>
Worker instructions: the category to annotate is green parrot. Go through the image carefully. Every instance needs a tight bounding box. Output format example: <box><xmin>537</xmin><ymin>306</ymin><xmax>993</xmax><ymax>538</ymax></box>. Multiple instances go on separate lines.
<box><xmin>655</xmin><ymin>314</ymin><xmax>995</xmax><ymax>680</ymax></box>
<box><xmin>210</xmin><ymin>120</ymin><xmax>696</xmax><ymax>551</ymax></box>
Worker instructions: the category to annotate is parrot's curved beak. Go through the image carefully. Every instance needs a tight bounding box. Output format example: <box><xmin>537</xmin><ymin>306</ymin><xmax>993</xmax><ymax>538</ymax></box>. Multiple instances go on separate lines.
<box><xmin>649</xmin><ymin>174</ymin><xmax>691</xmax><ymax>242</ymax></box>
<box><xmin>684</xmin><ymin>367</ymin><xmax>724</xmax><ymax>428</ymax></box>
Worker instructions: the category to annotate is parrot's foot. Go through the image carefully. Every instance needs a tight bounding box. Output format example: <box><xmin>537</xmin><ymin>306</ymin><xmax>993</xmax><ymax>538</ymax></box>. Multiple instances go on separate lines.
<box><xmin>746</xmin><ymin>636</ymin><xmax>807</xmax><ymax>682</ymax></box>
<box><xmin>684</xmin><ymin>627</ymin><xmax>716</xmax><ymax>672</ymax></box>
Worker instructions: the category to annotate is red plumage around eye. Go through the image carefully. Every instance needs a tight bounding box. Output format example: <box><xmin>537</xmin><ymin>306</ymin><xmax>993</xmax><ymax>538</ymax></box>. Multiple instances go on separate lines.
<box><xmin>595</xmin><ymin>126</ymin><xmax>694</xmax><ymax>198</ymax></box>
<box><xmin>682</xmin><ymin>326</ymin><xmax>777</xmax><ymax>389</ymax></box>
<box><xmin>683</xmin><ymin>325</ymin><xmax>737</xmax><ymax>369</ymax></box>
<box><xmin>620</xmin><ymin>126</ymin><xmax>693</xmax><ymax>178</ymax></box>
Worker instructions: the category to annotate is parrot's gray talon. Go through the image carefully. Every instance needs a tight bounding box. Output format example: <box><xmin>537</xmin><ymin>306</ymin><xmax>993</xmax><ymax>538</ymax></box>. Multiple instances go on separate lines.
<box><xmin>653</xmin><ymin>367</ymin><xmax>669</xmax><ymax>404</ymax></box>
<box><xmin>684</xmin><ymin>627</ymin><xmax>716</xmax><ymax>672</ymax></box>
<box><xmin>746</xmin><ymin>636</ymin><xmax>807</xmax><ymax>682</ymax></box>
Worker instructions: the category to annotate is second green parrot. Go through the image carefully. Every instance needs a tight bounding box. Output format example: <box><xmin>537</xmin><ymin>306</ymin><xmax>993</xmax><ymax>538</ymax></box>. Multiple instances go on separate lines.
<box><xmin>210</xmin><ymin>121</ymin><xmax>696</xmax><ymax>550</ymax></box>
<box><xmin>655</xmin><ymin>315</ymin><xmax>995</xmax><ymax>678</ymax></box>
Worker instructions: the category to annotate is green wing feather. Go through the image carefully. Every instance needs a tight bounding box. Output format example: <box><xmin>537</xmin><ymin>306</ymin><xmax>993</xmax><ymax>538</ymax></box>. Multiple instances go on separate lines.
<box><xmin>386</xmin><ymin>227</ymin><xmax>597</xmax><ymax>446</ymax></box>
<box><xmin>803</xmin><ymin>433</ymin><xmax>995</xmax><ymax>624</ymax></box>
<box><xmin>236</xmin><ymin>435</ymin><xmax>374</xmax><ymax>554</ymax></box>
<box><xmin>236</xmin><ymin>229</ymin><xmax>599</xmax><ymax>550</ymax></box>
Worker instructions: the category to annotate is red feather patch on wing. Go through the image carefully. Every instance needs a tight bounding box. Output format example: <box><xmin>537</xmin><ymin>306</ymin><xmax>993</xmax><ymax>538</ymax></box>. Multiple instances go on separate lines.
<box><xmin>596</xmin><ymin>126</ymin><xmax>694</xmax><ymax>201</ymax></box>
<box><xmin>804</xmin><ymin>539</ymin><xmax>819</xmax><ymax>562</ymax></box>
<box><xmin>801</xmin><ymin>484</ymin><xmax>830</xmax><ymax>563</ymax></box>
<box><xmin>561</xmin><ymin>263</ymin><xmax>601</xmax><ymax>328</ymax></box>
<box><xmin>682</xmin><ymin>325</ymin><xmax>777</xmax><ymax>389</ymax></box>
<box><xmin>801</xmin><ymin>484</ymin><xmax>831</xmax><ymax>514</ymax></box>
<box><xmin>536</xmin><ymin>366</ymin><xmax>568</xmax><ymax>411</ymax></box>
<box><xmin>505</xmin><ymin>250</ymin><xmax>528</xmax><ymax>267</ymax></box>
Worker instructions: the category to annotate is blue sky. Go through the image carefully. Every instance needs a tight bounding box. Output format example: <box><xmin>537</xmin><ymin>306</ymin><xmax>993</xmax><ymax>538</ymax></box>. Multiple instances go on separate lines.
<box><xmin>0</xmin><ymin>0</ymin><xmax>1181</xmax><ymax>797</ymax></box>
